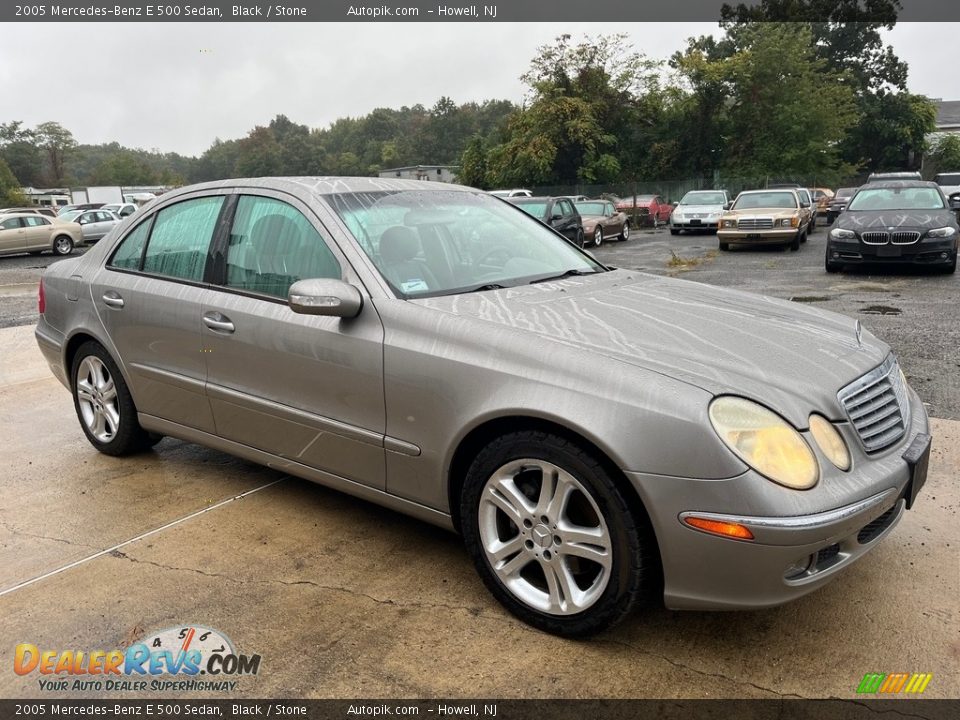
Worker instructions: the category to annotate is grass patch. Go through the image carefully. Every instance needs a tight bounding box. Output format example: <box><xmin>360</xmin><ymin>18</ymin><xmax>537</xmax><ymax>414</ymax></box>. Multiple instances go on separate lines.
<box><xmin>667</xmin><ymin>249</ymin><xmax>717</xmax><ymax>273</ymax></box>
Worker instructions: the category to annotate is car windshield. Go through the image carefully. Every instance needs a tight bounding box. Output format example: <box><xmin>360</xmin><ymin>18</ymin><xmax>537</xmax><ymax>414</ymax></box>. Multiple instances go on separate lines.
<box><xmin>680</xmin><ymin>192</ymin><xmax>726</xmax><ymax>205</ymax></box>
<box><xmin>575</xmin><ymin>202</ymin><xmax>607</xmax><ymax>215</ymax></box>
<box><xmin>847</xmin><ymin>187</ymin><xmax>945</xmax><ymax>211</ymax></box>
<box><xmin>732</xmin><ymin>192</ymin><xmax>797</xmax><ymax>210</ymax></box>
<box><xmin>835</xmin><ymin>187</ymin><xmax>857</xmax><ymax>199</ymax></box>
<box><xmin>327</xmin><ymin>189</ymin><xmax>605</xmax><ymax>298</ymax></box>
<box><xmin>935</xmin><ymin>173</ymin><xmax>960</xmax><ymax>185</ymax></box>
<box><xmin>510</xmin><ymin>200</ymin><xmax>549</xmax><ymax>218</ymax></box>
<box><xmin>102</xmin><ymin>204</ymin><xmax>120</xmax><ymax>212</ymax></box>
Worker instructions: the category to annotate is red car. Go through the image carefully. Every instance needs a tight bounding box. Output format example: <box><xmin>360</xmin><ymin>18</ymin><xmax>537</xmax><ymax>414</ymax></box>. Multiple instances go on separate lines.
<box><xmin>614</xmin><ymin>194</ymin><xmax>672</xmax><ymax>227</ymax></box>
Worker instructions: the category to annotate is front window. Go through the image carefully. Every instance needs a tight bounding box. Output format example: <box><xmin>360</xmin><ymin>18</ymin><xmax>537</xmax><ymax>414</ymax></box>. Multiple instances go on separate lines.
<box><xmin>680</xmin><ymin>191</ymin><xmax>726</xmax><ymax>205</ymax></box>
<box><xmin>732</xmin><ymin>192</ymin><xmax>798</xmax><ymax>210</ymax></box>
<box><xmin>847</xmin><ymin>187</ymin><xmax>946</xmax><ymax>212</ymax></box>
<box><xmin>326</xmin><ymin>189</ymin><xmax>604</xmax><ymax>298</ymax></box>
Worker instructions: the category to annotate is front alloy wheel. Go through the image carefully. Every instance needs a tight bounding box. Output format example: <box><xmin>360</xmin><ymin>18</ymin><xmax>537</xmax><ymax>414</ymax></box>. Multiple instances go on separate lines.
<box><xmin>461</xmin><ymin>431</ymin><xmax>655</xmax><ymax>636</ymax></box>
<box><xmin>478</xmin><ymin>458</ymin><xmax>612</xmax><ymax>616</ymax></box>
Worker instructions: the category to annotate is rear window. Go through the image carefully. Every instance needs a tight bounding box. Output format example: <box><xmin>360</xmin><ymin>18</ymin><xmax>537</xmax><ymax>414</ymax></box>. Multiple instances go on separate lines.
<box><xmin>935</xmin><ymin>173</ymin><xmax>960</xmax><ymax>186</ymax></box>
<box><xmin>512</xmin><ymin>201</ymin><xmax>548</xmax><ymax>218</ymax></box>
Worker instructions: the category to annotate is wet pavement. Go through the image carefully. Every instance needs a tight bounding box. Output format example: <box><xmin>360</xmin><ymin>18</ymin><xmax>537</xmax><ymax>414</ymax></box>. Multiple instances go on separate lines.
<box><xmin>0</xmin><ymin>320</ymin><xmax>958</xmax><ymax>700</ymax></box>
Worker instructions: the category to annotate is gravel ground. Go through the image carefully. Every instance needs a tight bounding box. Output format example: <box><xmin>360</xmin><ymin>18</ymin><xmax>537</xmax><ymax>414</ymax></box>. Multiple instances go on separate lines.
<box><xmin>2</xmin><ymin>223</ymin><xmax>956</xmax><ymax>418</ymax></box>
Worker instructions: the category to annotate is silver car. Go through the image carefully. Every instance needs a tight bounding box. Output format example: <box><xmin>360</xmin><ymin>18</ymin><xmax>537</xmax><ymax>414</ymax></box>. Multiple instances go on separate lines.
<box><xmin>58</xmin><ymin>209</ymin><xmax>122</xmax><ymax>244</ymax></box>
<box><xmin>35</xmin><ymin>178</ymin><xmax>932</xmax><ymax>636</ymax></box>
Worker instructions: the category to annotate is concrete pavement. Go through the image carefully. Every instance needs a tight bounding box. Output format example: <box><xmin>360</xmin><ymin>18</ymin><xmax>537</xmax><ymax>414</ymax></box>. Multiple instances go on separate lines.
<box><xmin>0</xmin><ymin>324</ymin><xmax>957</xmax><ymax>700</ymax></box>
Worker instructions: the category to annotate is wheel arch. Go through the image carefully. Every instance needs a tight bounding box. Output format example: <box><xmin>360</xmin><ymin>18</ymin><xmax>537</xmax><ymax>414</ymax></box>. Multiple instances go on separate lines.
<box><xmin>446</xmin><ymin>415</ymin><xmax>661</xmax><ymax>564</ymax></box>
<box><xmin>63</xmin><ymin>330</ymin><xmax>132</xmax><ymax>393</ymax></box>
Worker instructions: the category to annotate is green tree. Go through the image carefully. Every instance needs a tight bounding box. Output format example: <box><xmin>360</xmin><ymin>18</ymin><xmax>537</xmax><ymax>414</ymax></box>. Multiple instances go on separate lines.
<box><xmin>0</xmin><ymin>121</ymin><xmax>43</xmax><ymax>187</ymax></box>
<box><xmin>674</xmin><ymin>23</ymin><xmax>858</xmax><ymax>181</ymax></box>
<box><xmin>0</xmin><ymin>157</ymin><xmax>28</xmax><ymax>205</ymax></box>
<box><xmin>457</xmin><ymin>135</ymin><xmax>489</xmax><ymax>189</ymax></box>
<box><xmin>924</xmin><ymin>135</ymin><xmax>960</xmax><ymax>178</ymax></box>
<box><xmin>34</xmin><ymin>122</ymin><xmax>77</xmax><ymax>185</ymax></box>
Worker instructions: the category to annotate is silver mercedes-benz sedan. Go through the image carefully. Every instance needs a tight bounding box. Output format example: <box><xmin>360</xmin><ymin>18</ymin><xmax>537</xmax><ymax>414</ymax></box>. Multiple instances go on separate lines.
<box><xmin>35</xmin><ymin>178</ymin><xmax>931</xmax><ymax>636</ymax></box>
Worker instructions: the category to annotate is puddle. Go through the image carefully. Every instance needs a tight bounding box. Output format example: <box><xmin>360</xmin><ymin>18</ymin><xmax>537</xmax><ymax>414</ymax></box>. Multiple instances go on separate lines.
<box><xmin>791</xmin><ymin>296</ymin><xmax>831</xmax><ymax>303</ymax></box>
<box><xmin>861</xmin><ymin>305</ymin><xmax>902</xmax><ymax>315</ymax></box>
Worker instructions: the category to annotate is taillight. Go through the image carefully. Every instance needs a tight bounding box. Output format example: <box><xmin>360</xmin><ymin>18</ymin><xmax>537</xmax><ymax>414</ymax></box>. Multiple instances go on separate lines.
<box><xmin>38</xmin><ymin>278</ymin><xmax>45</xmax><ymax>314</ymax></box>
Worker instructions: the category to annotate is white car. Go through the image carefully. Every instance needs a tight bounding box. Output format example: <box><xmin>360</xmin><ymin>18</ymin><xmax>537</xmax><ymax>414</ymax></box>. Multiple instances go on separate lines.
<box><xmin>669</xmin><ymin>190</ymin><xmax>730</xmax><ymax>234</ymax></box>
<box><xmin>489</xmin><ymin>189</ymin><xmax>533</xmax><ymax>198</ymax></box>
<box><xmin>57</xmin><ymin>209</ymin><xmax>121</xmax><ymax>244</ymax></box>
<box><xmin>101</xmin><ymin>202</ymin><xmax>139</xmax><ymax>219</ymax></box>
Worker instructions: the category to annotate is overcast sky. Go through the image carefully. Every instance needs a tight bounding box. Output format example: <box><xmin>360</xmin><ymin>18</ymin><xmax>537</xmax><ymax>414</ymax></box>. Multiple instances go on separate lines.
<box><xmin>2</xmin><ymin>22</ymin><xmax>955</xmax><ymax>157</ymax></box>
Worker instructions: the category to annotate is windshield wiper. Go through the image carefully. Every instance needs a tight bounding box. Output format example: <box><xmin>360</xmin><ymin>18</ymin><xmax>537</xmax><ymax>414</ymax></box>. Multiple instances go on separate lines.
<box><xmin>461</xmin><ymin>283</ymin><xmax>509</xmax><ymax>294</ymax></box>
<box><xmin>529</xmin><ymin>269</ymin><xmax>601</xmax><ymax>284</ymax></box>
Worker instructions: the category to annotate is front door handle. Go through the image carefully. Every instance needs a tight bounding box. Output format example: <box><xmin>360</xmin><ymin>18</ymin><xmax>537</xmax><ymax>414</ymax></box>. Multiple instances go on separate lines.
<box><xmin>203</xmin><ymin>311</ymin><xmax>235</xmax><ymax>334</ymax></box>
<box><xmin>102</xmin><ymin>291</ymin><xmax>124</xmax><ymax>308</ymax></box>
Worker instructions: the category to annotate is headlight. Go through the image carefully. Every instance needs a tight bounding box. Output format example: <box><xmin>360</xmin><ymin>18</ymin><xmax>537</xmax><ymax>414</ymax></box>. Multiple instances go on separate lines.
<box><xmin>808</xmin><ymin>415</ymin><xmax>850</xmax><ymax>471</ymax></box>
<box><xmin>830</xmin><ymin>228</ymin><xmax>856</xmax><ymax>240</ymax></box>
<box><xmin>722</xmin><ymin>219</ymin><xmax>736</xmax><ymax>228</ymax></box>
<box><xmin>927</xmin><ymin>226</ymin><xmax>957</xmax><ymax>238</ymax></box>
<box><xmin>673</xmin><ymin>212</ymin><xmax>683</xmax><ymax>220</ymax></box>
<box><xmin>776</xmin><ymin>218</ymin><xmax>793</xmax><ymax>227</ymax></box>
<box><xmin>709</xmin><ymin>397</ymin><xmax>819</xmax><ymax>489</ymax></box>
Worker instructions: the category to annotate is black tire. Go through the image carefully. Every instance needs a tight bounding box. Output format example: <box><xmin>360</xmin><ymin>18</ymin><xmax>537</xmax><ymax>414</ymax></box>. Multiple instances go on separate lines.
<box><xmin>460</xmin><ymin>430</ymin><xmax>653</xmax><ymax>637</ymax></box>
<box><xmin>593</xmin><ymin>227</ymin><xmax>603</xmax><ymax>247</ymax></box>
<box><xmin>52</xmin><ymin>235</ymin><xmax>74</xmax><ymax>256</ymax></box>
<box><xmin>943</xmin><ymin>253</ymin><xmax>957</xmax><ymax>274</ymax></box>
<box><xmin>669</xmin><ymin>228</ymin><xmax>680</xmax><ymax>236</ymax></box>
<box><xmin>71</xmin><ymin>341</ymin><xmax>159</xmax><ymax>456</ymax></box>
<box><xmin>790</xmin><ymin>232</ymin><xmax>802</xmax><ymax>252</ymax></box>
<box><xmin>619</xmin><ymin>223</ymin><xmax>630</xmax><ymax>241</ymax></box>
<box><xmin>576</xmin><ymin>229</ymin><xmax>585</xmax><ymax>248</ymax></box>
<box><xmin>719</xmin><ymin>241</ymin><xmax>729</xmax><ymax>251</ymax></box>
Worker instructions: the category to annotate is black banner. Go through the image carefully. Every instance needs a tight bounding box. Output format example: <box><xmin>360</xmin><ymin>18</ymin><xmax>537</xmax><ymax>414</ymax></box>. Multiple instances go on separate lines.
<box><xmin>1</xmin><ymin>700</ymin><xmax>959</xmax><ymax>720</ymax></box>
<box><xmin>3</xmin><ymin>0</ymin><xmax>960</xmax><ymax>23</ymax></box>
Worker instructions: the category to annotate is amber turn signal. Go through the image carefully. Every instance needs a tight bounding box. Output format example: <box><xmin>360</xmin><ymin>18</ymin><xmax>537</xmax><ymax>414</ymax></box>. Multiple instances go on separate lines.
<box><xmin>683</xmin><ymin>516</ymin><xmax>755</xmax><ymax>541</ymax></box>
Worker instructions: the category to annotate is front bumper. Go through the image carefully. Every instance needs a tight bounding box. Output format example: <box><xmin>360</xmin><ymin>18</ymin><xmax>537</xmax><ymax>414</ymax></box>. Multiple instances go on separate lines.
<box><xmin>826</xmin><ymin>236</ymin><xmax>957</xmax><ymax>266</ymax></box>
<box><xmin>671</xmin><ymin>219</ymin><xmax>719</xmax><ymax>230</ymax></box>
<box><xmin>717</xmin><ymin>228</ymin><xmax>798</xmax><ymax>244</ymax></box>
<box><xmin>626</xmin><ymin>387</ymin><xmax>930</xmax><ymax>610</ymax></box>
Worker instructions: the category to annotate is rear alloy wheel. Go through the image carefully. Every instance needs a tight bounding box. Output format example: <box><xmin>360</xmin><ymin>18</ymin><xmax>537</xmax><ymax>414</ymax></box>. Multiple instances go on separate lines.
<box><xmin>619</xmin><ymin>223</ymin><xmax>630</xmax><ymax>241</ymax></box>
<box><xmin>593</xmin><ymin>227</ymin><xmax>603</xmax><ymax>247</ymax></box>
<box><xmin>52</xmin><ymin>235</ymin><xmax>74</xmax><ymax>256</ymax></box>
<box><xmin>72</xmin><ymin>341</ymin><xmax>160</xmax><ymax>455</ymax></box>
<box><xmin>461</xmin><ymin>431</ymin><xmax>652</xmax><ymax>637</ymax></box>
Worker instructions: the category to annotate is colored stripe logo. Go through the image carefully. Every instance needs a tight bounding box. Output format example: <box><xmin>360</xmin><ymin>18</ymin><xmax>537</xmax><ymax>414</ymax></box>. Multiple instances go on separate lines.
<box><xmin>857</xmin><ymin>673</ymin><xmax>932</xmax><ymax>694</ymax></box>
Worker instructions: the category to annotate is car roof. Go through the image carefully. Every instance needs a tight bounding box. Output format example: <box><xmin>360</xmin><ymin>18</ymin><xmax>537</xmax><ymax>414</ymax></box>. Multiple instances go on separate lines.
<box><xmin>170</xmin><ymin>176</ymin><xmax>476</xmax><ymax>199</ymax></box>
<box><xmin>855</xmin><ymin>180</ymin><xmax>939</xmax><ymax>189</ymax></box>
<box><xmin>738</xmin><ymin>189</ymin><xmax>797</xmax><ymax>194</ymax></box>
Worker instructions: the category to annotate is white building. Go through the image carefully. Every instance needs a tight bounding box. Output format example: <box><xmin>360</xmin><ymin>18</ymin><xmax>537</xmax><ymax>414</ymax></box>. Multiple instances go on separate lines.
<box><xmin>379</xmin><ymin>165</ymin><xmax>459</xmax><ymax>183</ymax></box>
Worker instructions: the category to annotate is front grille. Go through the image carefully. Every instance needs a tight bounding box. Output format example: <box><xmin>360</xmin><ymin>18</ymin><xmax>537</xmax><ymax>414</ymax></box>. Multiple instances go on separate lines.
<box><xmin>838</xmin><ymin>356</ymin><xmax>910</xmax><ymax>453</ymax></box>
<box><xmin>891</xmin><ymin>231</ymin><xmax>921</xmax><ymax>245</ymax></box>
<box><xmin>861</xmin><ymin>231</ymin><xmax>889</xmax><ymax>245</ymax></box>
<box><xmin>738</xmin><ymin>218</ymin><xmax>774</xmax><ymax>230</ymax></box>
<box><xmin>857</xmin><ymin>504</ymin><xmax>899</xmax><ymax>544</ymax></box>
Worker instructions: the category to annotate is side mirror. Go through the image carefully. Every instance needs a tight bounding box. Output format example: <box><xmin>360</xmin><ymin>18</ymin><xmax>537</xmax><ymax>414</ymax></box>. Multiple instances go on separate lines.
<box><xmin>723</xmin><ymin>202</ymin><xmax>732</xmax><ymax>210</ymax></box>
<box><xmin>551</xmin><ymin>213</ymin><xmax>563</xmax><ymax>222</ymax></box>
<box><xmin>288</xmin><ymin>278</ymin><xmax>362</xmax><ymax>318</ymax></box>
<box><xmin>800</xmin><ymin>201</ymin><xmax>811</xmax><ymax>208</ymax></box>
<box><xmin>950</xmin><ymin>197</ymin><xmax>960</xmax><ymax>210</ymax></box>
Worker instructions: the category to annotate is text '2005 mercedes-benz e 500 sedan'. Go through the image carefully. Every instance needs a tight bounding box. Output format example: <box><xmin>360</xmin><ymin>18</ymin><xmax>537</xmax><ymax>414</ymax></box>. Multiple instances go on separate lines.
<box><xmin>35</xmin><ymin>178</ymin><xmax>932</xmax><ymax>636</ymax></box>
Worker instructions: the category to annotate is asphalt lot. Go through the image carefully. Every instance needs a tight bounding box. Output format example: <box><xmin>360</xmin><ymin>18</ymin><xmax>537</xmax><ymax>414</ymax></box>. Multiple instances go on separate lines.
<box><xmin>0</xmin><ymin>225</ymin><xmax>958</xmax><ymax>701</ymax></box>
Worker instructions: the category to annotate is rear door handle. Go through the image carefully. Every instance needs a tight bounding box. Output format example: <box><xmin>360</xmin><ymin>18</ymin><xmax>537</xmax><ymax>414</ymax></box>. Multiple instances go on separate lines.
<box><xmin>102</xmin><ymin>291</ymin><xmax>124</xmax><ymax>308</ymax></box>
<box><xmin>203</xmin><ymin>311</ymin><xmax>235</xmax><ymax>333</ymax></box>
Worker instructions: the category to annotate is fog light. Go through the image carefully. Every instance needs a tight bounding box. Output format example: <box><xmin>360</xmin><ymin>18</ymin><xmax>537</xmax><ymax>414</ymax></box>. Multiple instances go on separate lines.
<box><xmin>784</xmin><ymin>554</ymin><xmax>815</xmax><ymax>579</ymax></box>
<box><xmin>832</xmin><ymin>251</ymin><xmax>840</xmax><ymax>259</ymax></box>
<box><xmin>941</xmin><ymin>252</ymin><xmax>948</xmax><ymax>258</ymax></box>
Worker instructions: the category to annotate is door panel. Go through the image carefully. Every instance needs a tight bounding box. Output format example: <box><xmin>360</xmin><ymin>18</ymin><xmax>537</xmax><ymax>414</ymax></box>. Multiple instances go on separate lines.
<box><xmin>202</xmin><ymin>192</ymin><xmax>387</xmax><ymax>489</ymax></box>
<box><xmin>0</xmin><ymin>218</ymin><xmax>26</xmax><ymax>252</ymax></box>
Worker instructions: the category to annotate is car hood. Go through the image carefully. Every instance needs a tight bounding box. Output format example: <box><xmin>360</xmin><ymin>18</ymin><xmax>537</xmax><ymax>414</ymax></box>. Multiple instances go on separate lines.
<box><xmin>414</xmin><ymin>270</ymin><xmax>889</xmax><ymax>425</ymax></box>
<box><xmin>675</xmin><ymin>204</ymin><xmax>724</xmax><ymax>214</ymax></box>
<box><xmin>837</xmin><ymin>209</ymin><xmax>958</xmax><ymax>230</ymax></box>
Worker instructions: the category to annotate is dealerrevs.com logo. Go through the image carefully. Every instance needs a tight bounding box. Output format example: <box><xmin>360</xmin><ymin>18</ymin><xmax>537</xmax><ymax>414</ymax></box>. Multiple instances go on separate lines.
<box><xmin>856</xmin><ymin>673</ymin><xmax>933</xmax><ymax>695</ymax></box>
<box><xmin>14</xmin><ymin>626</ymin><xmax>261</xmax><ymax>692</ymax></box>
